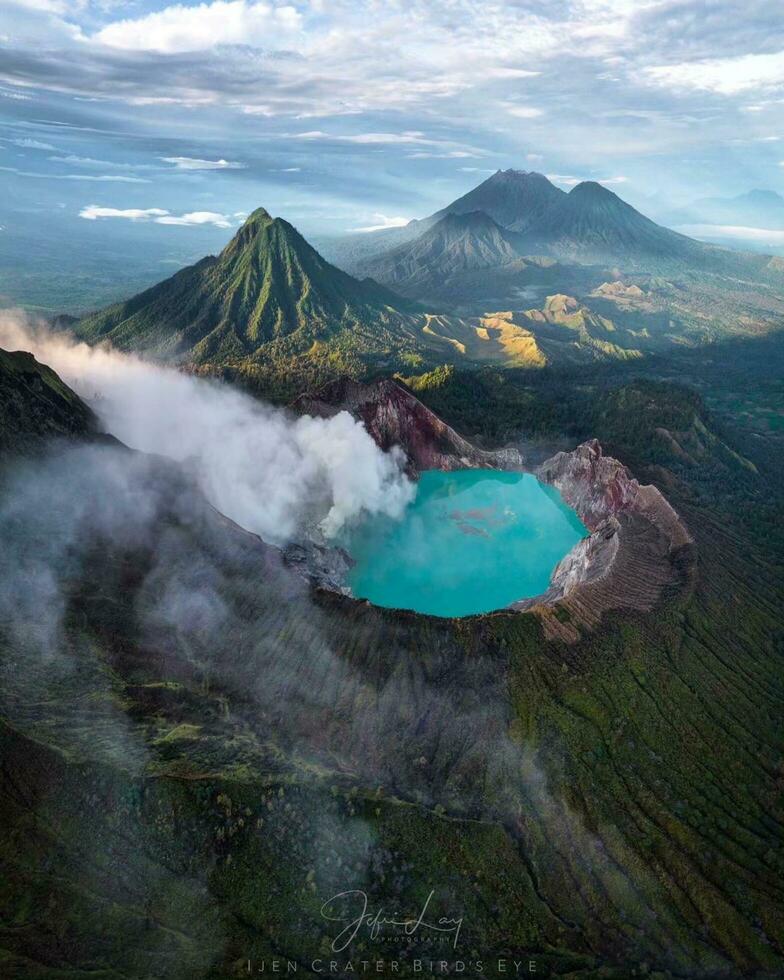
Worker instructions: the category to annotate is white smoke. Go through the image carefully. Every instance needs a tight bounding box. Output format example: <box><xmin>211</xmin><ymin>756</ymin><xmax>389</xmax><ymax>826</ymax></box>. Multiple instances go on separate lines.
<box><xmin>0</xmin><ymin>310</ymin><xmax>415</xmax><ymax>544</ymax></box>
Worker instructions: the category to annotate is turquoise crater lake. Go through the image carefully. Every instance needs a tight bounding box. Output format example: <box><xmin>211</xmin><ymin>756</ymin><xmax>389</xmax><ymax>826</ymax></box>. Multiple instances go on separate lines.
<box><xmin>342</xmin><ymin>469</ymin><xmax>588</xmax><ymax>618</ymax></box>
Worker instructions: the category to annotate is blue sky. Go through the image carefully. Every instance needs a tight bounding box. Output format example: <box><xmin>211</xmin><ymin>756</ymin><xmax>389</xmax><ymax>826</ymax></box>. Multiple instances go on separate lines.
<box><xmin>1</xmin><ymin>0</ymin><xmax>783</xmax><ymax>252</ymax></box>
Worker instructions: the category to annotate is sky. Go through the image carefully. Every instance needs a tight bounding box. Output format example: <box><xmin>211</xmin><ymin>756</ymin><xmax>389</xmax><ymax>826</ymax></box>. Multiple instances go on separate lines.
<box><xmin>1</xmin><ymin>0</ymin><xmax>784</xmax><ymax>298</ymax></box>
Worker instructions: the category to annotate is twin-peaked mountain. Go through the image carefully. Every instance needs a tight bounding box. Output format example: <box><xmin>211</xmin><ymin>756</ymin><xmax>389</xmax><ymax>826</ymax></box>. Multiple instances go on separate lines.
<box><xmin>353</xmin><ymin>171</ymin><xmax>744</xmax><ymax>293</ymax></box>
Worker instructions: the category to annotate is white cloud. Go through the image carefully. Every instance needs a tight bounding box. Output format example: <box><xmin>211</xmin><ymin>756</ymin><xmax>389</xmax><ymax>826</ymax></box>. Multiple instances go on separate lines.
<box><xmin>0</xmin><ymin>166</ymin><xmax>149</xmax><ymax>182</ymax></box>
<box><xmin>505</xmin><ymin>106</ymin><xmax>544</xmax><ymax>119</ymax></box>
<box><xmin>161</xmin><ymin>156</ymin><xmax>245</xmax><ymax>170</ymax></box>
<box><xmin>349</xmin><ymin>213</ymin><xmax>411</xmax><ymax>233</ymax></box>
<box><xmin>157</xmin><ymin>210</ymin><xmax>234</xmax><ymax>227</ymax></box>
<box><xmin>300</xmin><ymin>131</ymin><xmax>431</xmax><ymax>145</ymax></box>
<box><xmin>93</xmin><ymin>0</ymin><xmax>302</xmax><ymax>54</ymax></box>
<box><xmin>675</xmin><ymin>223</ymin><xmax>784</xmax><ymax>243</ymax></box>
<box><xmin>11</xmin><ymin>138</ymin><xmax>55</xmax><ymax>149</ymax></box>
<box><xmin>79</xmin><ymin>205</ymin><xmax>234</xmax><ymax>228</ymax></box>
<box><xmin>547</xmin><ymin>173</ymin><xmax>628</xmax><ymax>186</ymax></box>
<box><xmin>0</xmin><ymin>87</ymin><xmax>32</xmax><ymax>101</ymax></box>
<box><xmin>645</xmin><ymin>50</ymin><xmax>784</xmax><ymax>96</ymax></box>
<box><xmin>80</xmin><ymin>206</ymin><xmax>170</xmax><ymax>221</ymax></box>
<box><xmin>485</xmin><ymin>68</ymin><xmax>541</xmax><ymax>79</ymax></box>
<box><xmin>406</xmin><ymin>150</ymin><xmax>481</xmax><ymax>159</ymax></box>
<box><xmin>292</xmin><ymin>130</ymin><xmax>488</xmax><ymax>157</ymax></box>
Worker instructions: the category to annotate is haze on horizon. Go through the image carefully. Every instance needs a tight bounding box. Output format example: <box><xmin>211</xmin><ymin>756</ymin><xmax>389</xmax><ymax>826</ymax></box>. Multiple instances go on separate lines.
<box><xmin>1</xmin><ymin>0</ymin><xmax>783</xmax><ymax>300</ymax></box>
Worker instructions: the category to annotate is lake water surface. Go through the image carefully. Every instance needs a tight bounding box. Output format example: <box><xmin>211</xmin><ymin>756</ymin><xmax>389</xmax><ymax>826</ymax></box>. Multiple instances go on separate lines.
<box><xmin>343</xmin><ymin>469</ymin><xmax>587</xmax><ymax>617</ymax></box>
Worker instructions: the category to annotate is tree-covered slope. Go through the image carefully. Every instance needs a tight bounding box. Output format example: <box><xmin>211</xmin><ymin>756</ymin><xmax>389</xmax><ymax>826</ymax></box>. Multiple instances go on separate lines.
<box><xmin>0</xmin><ymin>346</ymin><xmax>96</xmax><ymax>453</ymax></box>
<box><xmin>75</xmin><ymin>208</ymin><xmax>419</xmax><ymax>365</ymax></box>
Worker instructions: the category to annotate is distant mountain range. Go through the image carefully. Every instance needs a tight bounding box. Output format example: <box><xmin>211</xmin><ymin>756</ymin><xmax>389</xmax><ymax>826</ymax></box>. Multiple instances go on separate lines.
<box><xmin>71</xmin><ymin>172</ymin><xmax>784</xmax><ymax>397</ymax></box>
<box><xmin>667</xmin><ymin>189</ymin><xmax>784</xmax><ymax>230</ymax></box>
<box><xmin>349</xmin><ymin>171</ymin><xmax>783</xmax><ymax>301</ymax></box>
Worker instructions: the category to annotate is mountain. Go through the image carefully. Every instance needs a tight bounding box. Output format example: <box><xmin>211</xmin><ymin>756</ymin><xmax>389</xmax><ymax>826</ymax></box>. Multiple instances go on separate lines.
<box><xmin>317</xmin><ymin>170</ymin><xmax>565</xmax><ymax>273</ymax></box>
<box><xmin>427</xmin><ymin>168</ymin><xmax>566</xmax><ymax>231</ymax></box>
<box><xmin>330</xmin><ymin>172</ymin><xmax>784</xmax><ymax>294</ymax></box>
<box><xmin>0</xmin><ymin>347</ymin><xmax>96</xmax><ymax>454</ymax></box>
<box><xmin>358</xmin><ymin>210</ymin><xmax>527</xmax><ymax>294</ymax></box>
<box><xmin>523</xmin><ymin>180</ymin><xmax>706</xmax><ymax>266</ymax></box>
<box><xmin>677</xmin><ymin>188</ymin><xmax>784</xmax><ymax>229</ymax></box>
<box><xmin>76</xmin><ymin>208</ymin><xmax>417</xmax><ymax>367</ymax></box>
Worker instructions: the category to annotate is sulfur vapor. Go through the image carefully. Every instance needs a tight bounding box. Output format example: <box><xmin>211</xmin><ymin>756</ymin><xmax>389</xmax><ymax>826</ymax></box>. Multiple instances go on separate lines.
<box><xmin>0</xmin><ymin>310</ymin><xmax>414</xmax><ymax>544</ymax></box>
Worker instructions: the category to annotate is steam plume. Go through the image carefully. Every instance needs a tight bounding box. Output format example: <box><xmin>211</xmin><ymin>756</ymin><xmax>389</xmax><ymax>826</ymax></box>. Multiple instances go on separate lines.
<box><xmin>0</xmin><ymin>310</ymin><xmax>414</xmax><ymax>544</ymax></box>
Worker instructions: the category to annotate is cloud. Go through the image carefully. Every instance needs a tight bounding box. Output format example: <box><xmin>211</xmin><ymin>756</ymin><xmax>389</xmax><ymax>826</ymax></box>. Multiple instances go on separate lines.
<box><xmin>1</xmin><ymin>0</ymin><xmax>783</xmax><ymax>217</ymax></box>
<box><xmin>546</xmin><ymin>173</ymin><xmax>628</xmax><ymax>186</ymax></box>
<box><xmin>79</xmin><ymin>205</ymin><xmax>234</xmax><ymax>227</ymax></box>
<box><xmin>485</xmin><ymin>67</ymin><xmax>541</xmax><ymax>79</ymax></box>
<box><xmin>156</xmin><ymin>210</ymin><xmax>234</xmax><ymax>227</ymax></box>
<box><xmin>161</xmin><ymin>156</ymin><xmax>245</xmax><ymax>170</ymax></box>
<box><xmin>505</xmin><ymin>106</ymin><xmax>544</xmax><ymax>119</ymax></box>
<box><xmin>0</xmin><ymin>165</ymin><xmax>149</xmax><ymax>182</ymax></box>
<box><xmin>675</xmin><ymin>223</ymin><xmax>784</xmax><ymax>244</ymax></box>
<box><xmin>293</xmin><ymin>130</ymin><xmax>488</xmax><ymax>157</ymax></box>
<box><xmin>349</xmin><ymin>213</ymin><xmax>411</xmax><ymax>233</ymax></box>
<box><xmin>92</xmin><ymin>0</ymin><xmax>302</xmax><ymax>54</ymax></box>
<box><xmin>10</xmin><ymin>137</ymin><xmax>55</xmax><ymax>149</ymax></box>
<box><xmin>79</xmin><ymin>206</ymin><xmax>169</xmax><ymax>221</ymax></box>
<box><xmin>298</xmin><ymin>131</ymin><xmax>428</xmax><ymax>145</ymax></box>
<box><xmin>645</xmin><ymin>49</ymin><xmax>784</xmax><ymax>96</ymax></box>
<box><xmin>0</xmin><ymin>313</ymin><xmax>414</xmax><ymax>545</ymax></box>
<box><xmin>406</xmin><ymin>150</ymin><xmax>482</xmax><ymax>159</ymax></box>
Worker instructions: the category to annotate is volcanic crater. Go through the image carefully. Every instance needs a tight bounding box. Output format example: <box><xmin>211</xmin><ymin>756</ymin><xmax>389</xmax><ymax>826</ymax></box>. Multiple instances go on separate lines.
<box><xmin>289</xmin><ymin>378</ymin><xmax>695</xmax><ymax>635</ymax></box>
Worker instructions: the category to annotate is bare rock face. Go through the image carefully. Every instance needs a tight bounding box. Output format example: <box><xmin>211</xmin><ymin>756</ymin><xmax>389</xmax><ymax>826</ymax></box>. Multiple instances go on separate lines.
<box><xmin>293</xmin><ymin>377</ymin><xmax>522</xmax><ymax>473</ymax></box>
<box><xmin>537</xmin><ymin>438</ymin><xmax>640</xmax><ymax>528</ymax></box>
<box><xmin>518</xmin><ymin>439</ymin><xmax>695</xmax><ymax>640</ymax></box>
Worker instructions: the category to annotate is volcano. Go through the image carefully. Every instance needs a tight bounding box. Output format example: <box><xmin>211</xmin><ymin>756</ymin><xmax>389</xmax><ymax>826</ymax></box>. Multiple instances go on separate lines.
<box><xmin>358</xmin><ymin>210</ymin><xmax>527</xmax><ymax>292</ymax></box>
<box><xmin>75</xmin><ymin>207</ymin><xmax>417</xmax><ymax>364</ymax></box>
<box><xmin>427</xmin><ymin>168</ymin><xmax>566</xmax><ymax>231</ymax></box>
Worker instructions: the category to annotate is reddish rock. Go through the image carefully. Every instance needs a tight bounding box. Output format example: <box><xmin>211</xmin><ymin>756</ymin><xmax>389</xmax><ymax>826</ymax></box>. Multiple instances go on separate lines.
<box><xmin>294</xmin><ymin>378</ymin><xmax>522</xmax><ymax>474</ymax></box>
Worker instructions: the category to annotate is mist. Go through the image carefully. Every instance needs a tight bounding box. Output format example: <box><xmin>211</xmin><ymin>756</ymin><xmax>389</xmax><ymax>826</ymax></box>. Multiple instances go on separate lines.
<box><xmin>0</xmin><ymin>310</ymin><xmax>414</xmax><ymax>545</ymax></box>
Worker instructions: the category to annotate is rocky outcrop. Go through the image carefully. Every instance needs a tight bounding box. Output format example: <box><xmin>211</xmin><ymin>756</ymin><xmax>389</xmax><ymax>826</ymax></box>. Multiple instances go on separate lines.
<box><xmin>294</xmin><ymin>377</ymin><xmax>523</xmax><ymax>473</ymax></box>
<box><xmin>514</xmin><ymin>439</ymin><xmax>695</xmax><ymax>639</ymax></box>
<box><xmin>536</xmin><ymin>438</ymin><xmax>640</xmax><ymax>528</ymax></box>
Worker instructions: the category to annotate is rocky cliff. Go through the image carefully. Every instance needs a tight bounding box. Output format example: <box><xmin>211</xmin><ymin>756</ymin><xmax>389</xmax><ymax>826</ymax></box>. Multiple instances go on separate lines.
<box><xmin>522</xmin><ymin>439</ymin><xmax>695</xmax><ymax>639</ymax></box>
<box><xmin>293</xmin><ymin>377</ymin><xmax>523</xmax><ymax>473</ymax></box>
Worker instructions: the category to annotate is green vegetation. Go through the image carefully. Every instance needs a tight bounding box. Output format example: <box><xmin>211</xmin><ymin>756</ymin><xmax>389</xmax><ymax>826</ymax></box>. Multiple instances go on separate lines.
<box><xmin>1</xmin><ymin>338</ymin><xmax>783</xmax><ymax>977</ymax></box>
<box><xmin>0</xmin><ymin>347</ymin><xmax>96</xmax><ymax>452</ymax></box>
